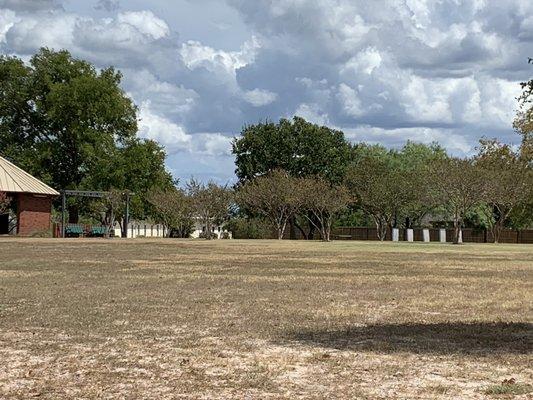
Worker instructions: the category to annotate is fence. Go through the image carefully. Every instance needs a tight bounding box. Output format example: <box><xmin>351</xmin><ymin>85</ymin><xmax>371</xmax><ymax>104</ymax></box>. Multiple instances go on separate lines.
<box><xmin>329</xmin><ymin>227</ymin><xmax>533</xmax><ymax>244</ymax></box>
<box><xmin>53</xmin><ymin>223</ymin><xmax>168</xmax><ymax>238</ymax></box>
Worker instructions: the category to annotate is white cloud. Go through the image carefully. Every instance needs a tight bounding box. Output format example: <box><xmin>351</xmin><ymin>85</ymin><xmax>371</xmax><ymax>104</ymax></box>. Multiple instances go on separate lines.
<box><xmin>0</xmin><ymin>0</ymin><xmax>59</xmax><ymax>12</ymax></box>
<box><xmin>337</xmin><ymin>83</ymin><xmax>363</xmax><ymax>117</ymax></box>
<box><xmin>95</xmin><ymin>0</ymin><xmax>120</xmax><ymax>12</ymax></box>
<box><xmin>242</xmin><ymin>88</ymin><xmax>277</xmax><ymax>106</ymax></box>
<box><xmin>0</xmin><ymin>9</ymin><xmax>17</xmax><ymax>43</ymax></box>
<box><xmin>180</xmin><ymin>36</ymin><xmax>259</xmax><ymax>75</ymax></box>
<box><xmin>138</xmin><ymin>102</ymin><xmax>192</xmax><ymax>151</ymax></box>
<box><xmin>0</xmin><ymin>0</ymin><xmax>528</xmax><ymax>182</ymax></box>
<box><xmin>192</xmin><ymin>133</ymin><xmax>233</xmax><ymax>156</ymax></box>
<box><xmin>342</xmin><ymin>47</ymin><xmax>382</xmax><ymax>75</ymax></box>
<box><xmin>344</xmin><ymin>125</ymin><xmax>473</xmax><ymax>155</ymax></box>
<box><xmin>117</xmin><ymin>11</ymin><xmax>169</xmax><ymax>40</ymax></box>
<box><xmin>294</xmin><ymin>103</ymin><xmax>329</xmax><ymax>126</ymax></box>
<box><xmin>5</xmin><ymin>12</ymin><xmax>77</xmax><ymax>52</ymax></box>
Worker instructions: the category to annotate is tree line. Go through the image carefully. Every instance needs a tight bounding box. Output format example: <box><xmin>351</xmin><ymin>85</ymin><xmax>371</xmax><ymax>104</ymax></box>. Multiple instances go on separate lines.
<box><xmin>231</xmin><ymin>119</ymin><xmax>532</xmax><ymax>243</ymax></box>
<box><xmin>149</xmin><ymin>118</ymin><xmax>531</xmax><ymax>244</ymax></box>
<box><xmin>1</xmin><ymin>49</ymin><xmax>531</xmax><ymax>242</ymax></box>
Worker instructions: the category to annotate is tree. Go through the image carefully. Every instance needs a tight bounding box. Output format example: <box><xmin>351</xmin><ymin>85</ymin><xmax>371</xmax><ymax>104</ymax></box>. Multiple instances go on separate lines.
<box><xmin>236</xmin><ymin>170</ymin><xmax>301</xmax><ymax>240</ymax></box>
<box><xmin>89</xmin><ymin>189</ymin><xmax>125</xmax><ymax>237</ymax></box>
<box><xmin>187</xmin><ymin>179</ymin><xmax>233</xmax><ymax>240</ymax></box>
<box><xmin>513</xmin><ymin>58</ymin><xmax>533</xmax><ymax>161</ymax></box>
<box><xmin>297</xmin><ymin>177</ymin><xmax>351</xmax><ymax>241</ymax></box>
<box><xmin>0</xmin><ymin>192</ymin><xmax>10</xmax><ymax>214</ymax></box>
<box><xmin>233</xmin><ymin>117</ymin><xmax>353</xmax><ymax>184</ymax></box>
<box><xmin>476</xmin><ymin>139</ymin><xmax>533</xmax><ymax>242</ymax></box>
<box><xmin>0</xmin><ymin>49</ymin><xmax>137</xmax><ymax>189</ymax></box>
<box><xmin>393</xmin><ymin>142</ymin><xmax>447</xmax><ymax>228</ymax></box>
<box><xmin>345</xmin><ymin>147</ymin><xmax>411</xmax><ymax>241</ymax></box>
<box><xmin>88</xmin><ymin>138</ymin><xmax>174</xmax><ymax>225</ymax></box>
<box><xmin>430</xmin><ymin>157</ymin><xmax>486</xmax><ymax>244</ymax></box>
<box><xmin>147</xmin><ymin>188</ymin><xmax>194</xmax><ymax>238</ymax></box>
<box><xmin>233</xmin><ymin>117</ymin><xmax>353</xmax><ymax>239</ymax></box>
<box><xmin>0</xmin><ymin>49</ymin><xmax>173</xmax><ymax>223</ymax></box>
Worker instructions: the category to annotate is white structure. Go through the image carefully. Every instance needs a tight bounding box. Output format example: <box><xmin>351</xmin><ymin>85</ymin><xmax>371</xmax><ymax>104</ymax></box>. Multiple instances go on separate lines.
<box><xmin>423</xmin><ymin>229</ymin><xmax>430</xmax><ymax>243</ymax></box>
<box><xmin>392</xmin><ymin>228</ymin><xmax>400</xmax><ymax>242</ymax></box>
<box><xmin>111</xmin><ymin>222</ymin><xmax>168</xmax><ymax>238</ymax></box>
<box><xmin>109</xmin><ymin>219</ymin><xmax>232</xmax><ymax>239</ymax></box>
<box><xmin>406</xmin><ymin>229</ymin><xmax>414</xmax><ymax>242</ymax></box>
<box><xmin>190</xmin><ymin>219</ymin><xmax>232</xmax><ymax>239</ymax></box>
<box><xmin>439</xmin><ymin>229</ymin><xmax>446</xmax><ymax>243</ymax></box>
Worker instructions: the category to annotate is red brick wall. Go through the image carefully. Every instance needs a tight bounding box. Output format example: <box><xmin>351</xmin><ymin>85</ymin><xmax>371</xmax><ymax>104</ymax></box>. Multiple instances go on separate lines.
<box><xmin>17</xmin><ymin>194</ymin><xmax>53</xmax><ymax>236</ymax></box>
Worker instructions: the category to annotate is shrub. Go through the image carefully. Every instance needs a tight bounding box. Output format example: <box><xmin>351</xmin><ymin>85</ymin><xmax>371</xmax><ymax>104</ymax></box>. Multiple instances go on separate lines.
<box><xmin>226</xmin><ymin>217</ymin><xmax>272</xmax><ymax>239</ymax></box>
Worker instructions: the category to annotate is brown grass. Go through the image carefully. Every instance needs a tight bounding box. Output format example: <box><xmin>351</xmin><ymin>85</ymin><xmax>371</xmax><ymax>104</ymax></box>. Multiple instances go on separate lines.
<box><xmin>0</xmin><ymin>238</ymin><xmax>532</xmax><ymax>399</ymax></box>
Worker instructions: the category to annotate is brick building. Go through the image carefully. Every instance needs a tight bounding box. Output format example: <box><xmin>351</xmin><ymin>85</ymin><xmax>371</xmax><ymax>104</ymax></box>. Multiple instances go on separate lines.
<box><xmin>0</xmin><ymin>156</ymin><xmax>59</xmax><ymax>236</ymax></box>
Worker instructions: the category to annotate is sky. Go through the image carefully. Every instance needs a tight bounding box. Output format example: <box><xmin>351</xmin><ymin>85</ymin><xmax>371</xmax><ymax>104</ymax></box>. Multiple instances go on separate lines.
<box><xmin>0</xmin><ymin>0</ymin><xmax>532</xmax><ymax>183</ymax></box>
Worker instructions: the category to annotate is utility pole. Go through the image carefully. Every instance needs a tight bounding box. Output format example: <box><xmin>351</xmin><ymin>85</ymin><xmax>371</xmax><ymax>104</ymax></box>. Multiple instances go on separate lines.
<box><xmin>61</xmin><ymin>190</ymin><xmax>66</xmax><ymax>238</ymax></box>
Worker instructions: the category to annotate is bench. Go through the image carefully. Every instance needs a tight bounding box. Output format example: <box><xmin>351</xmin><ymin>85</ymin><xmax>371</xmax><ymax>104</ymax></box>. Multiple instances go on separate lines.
<box><xmin>335</xmin><ymin>234</ymin><xmax>352</xmax><ymax>240</ymax></box>
<box><xmin>89</xmin><ymin>226</ymin><xmax>108</xmax><ymax>237</ymax></box>
<box><xmin>65</xmin><ymin>225</ymin><xmax>84</xmax><ymax>237</ymax></box>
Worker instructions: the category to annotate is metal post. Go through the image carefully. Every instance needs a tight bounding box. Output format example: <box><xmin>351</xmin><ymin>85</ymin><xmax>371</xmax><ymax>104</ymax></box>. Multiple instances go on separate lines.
<box><xmin>123</xmin><ymin>193</ymin><xmax>130</xmax><ymax>238</ymax></box>
<box><xmin>61</xmin><ymin>190</ymin><xmax>66</xmax><ymax>238</ymax></box>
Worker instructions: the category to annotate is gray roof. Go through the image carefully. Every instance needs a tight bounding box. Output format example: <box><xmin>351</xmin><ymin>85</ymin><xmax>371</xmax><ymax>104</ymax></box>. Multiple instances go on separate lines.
<box><xmin>0</xmin><ymin>156</ymin><xmax>59</xmax><ymax>196</ymax></box>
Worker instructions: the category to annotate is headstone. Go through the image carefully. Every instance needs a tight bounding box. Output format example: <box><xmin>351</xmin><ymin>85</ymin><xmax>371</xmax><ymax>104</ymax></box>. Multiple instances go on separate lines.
<box><xmin>392</xmin><ymin>228</ymin><xmax>400</xmax><ymax>242</ymax></box>
<box><xmin>407</xmin><ymin>229</ymin><xmax>414</xmax><ymax>242</ymax></box>
<box><xmin>439</xmin><ymin>229</ymin><xmax>446</xmax><ymax>243</ymax></box>
<box><xmin>423</xmin><ymin>229</ymin><xmax>430</xmax><ymax>242</ymax></box>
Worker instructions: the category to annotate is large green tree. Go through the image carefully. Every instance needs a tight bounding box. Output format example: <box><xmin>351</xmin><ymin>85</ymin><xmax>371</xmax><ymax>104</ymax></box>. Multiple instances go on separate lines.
<box><xmin>0</xmin><ymin>48</ymin><xmax>173</xmax><ymax>223</ymax></box>
<box><xmin>233</xmin><ymin>117</ymin><xmax>353</xmax><ymax>185</ymax></box>
<box><xmin>345</xmin><ymin>146</ymin><xmax>411</xmax><ymax>241</ymax></box>
<box><xmin>393</xmin><ymin>141</ymin><xmax>447</xmax><ymax>228</ymax></box>
<box><xmin>0</xmin><ymin>49</ymin><xmax>137</xmax><ymax>189</ymax></box>
<box><xmin>236</xmin><ymin>170</ymin><xmax>301</xmax><ymax>240</ymax></box>
<box><xmin>476</xmin><ymin>139</ymin><xmax>533</xmax><ymax>242</ymax></box>
<box><xmin>430</xmin><ymin>157</ymin><xmax>487</xmax><ymax>244</ymax></box>
<box><xmin>187</xmin><ymin>179</ymin><xmax>233</xmax><ymax>240</ymax></box>
<box><xmin>233</xmin><ymin>117</ymin><xmax>353</xmax><ymax>238</ymax></box>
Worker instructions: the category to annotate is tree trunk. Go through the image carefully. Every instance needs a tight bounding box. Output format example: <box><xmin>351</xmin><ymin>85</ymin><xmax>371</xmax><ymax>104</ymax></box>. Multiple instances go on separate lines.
<box><xmin>374</xmin><ymin>216</ymin><xmax>387</xmax><ymax>241</ymax></box>
<box><xmin>289</xmin><ymin>216</ymin><xmax>297</xmax><ymax>240</ymax></box>
<box><xmin>293</xmin><ymin>218</ymin><xmax>308</xmax><ymax>240</ymax></box>
<box><xmin>277</xmin><ymin>221</ymin><xmax>286</xmax><ymax>240</ymax></box>
<box><xmin>453</xmin><ymin>218</ymin><xmax>462</xmax><ymax>244</ymax></box>
<box><xmin>321</xmin><ymin>219</ymin><xmax>332</xmax><ymax>242</ymax></box>
<box><xmin>205</xmin><ymin>218</ymin><xmax>212</xmax><ymax>240</ymax></box>
<box><xmin>322</xmin><ymin>227</ymin><xmax>330</xmax><ymax>242</ymax></box>
<box><xmin>492</xmin><ymin>219</ymin><xmax>505</xmax><ymax>244</ymax></box>
<box><xmin>308</xmin><ymin>223</ymin><xmax>316</xmax><ymax>240</ymax></box>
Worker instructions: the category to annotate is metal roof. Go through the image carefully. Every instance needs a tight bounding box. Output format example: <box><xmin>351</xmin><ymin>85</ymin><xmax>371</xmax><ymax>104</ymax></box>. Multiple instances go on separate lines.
<box><xmin>0</xmin><ymin>156</ymin><xmax>59</xmax><ymax>196</ymax></box>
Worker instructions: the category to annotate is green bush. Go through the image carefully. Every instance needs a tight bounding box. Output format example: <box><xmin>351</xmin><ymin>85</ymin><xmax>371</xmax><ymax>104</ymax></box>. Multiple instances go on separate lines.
<box><xmin>226</xmin><ymin>217</ymin><xmax>272</xmax><ymax>239</ymax></box>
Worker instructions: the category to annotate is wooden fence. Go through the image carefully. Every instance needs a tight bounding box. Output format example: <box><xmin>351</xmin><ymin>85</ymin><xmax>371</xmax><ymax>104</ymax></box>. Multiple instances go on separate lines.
<box><xmin>328</xmin><ymin>227</ymin><xmax>533</xmax><ymax>244</ymax></box>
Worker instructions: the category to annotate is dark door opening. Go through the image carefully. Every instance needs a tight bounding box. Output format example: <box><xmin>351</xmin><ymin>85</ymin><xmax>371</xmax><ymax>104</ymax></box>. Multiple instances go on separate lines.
<box><xmin>0</xmin><ymin>213</ymin><xmax>9</xmax><ymax>234</ymax></box>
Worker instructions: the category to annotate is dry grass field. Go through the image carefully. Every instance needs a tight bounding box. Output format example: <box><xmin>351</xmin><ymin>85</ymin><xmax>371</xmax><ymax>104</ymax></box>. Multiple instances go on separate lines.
<box><xmin>0</xmin><ymin>238</ymin><xmax>532</xmax><ymax>399</ymax></box>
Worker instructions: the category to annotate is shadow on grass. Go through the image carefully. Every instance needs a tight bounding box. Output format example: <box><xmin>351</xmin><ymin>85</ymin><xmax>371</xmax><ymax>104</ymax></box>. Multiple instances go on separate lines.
<box><xmin>284</xmin><ymin>322</ymin><xmax>532</xmax><ymax>355</ymax></box>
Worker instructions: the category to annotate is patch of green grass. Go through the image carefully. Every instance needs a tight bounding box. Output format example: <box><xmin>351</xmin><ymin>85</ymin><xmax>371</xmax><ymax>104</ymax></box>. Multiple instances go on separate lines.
<box><xmin>484</xmin><ymin>382</ymin><xmax>532</xmax><ymax>396</ymax></box>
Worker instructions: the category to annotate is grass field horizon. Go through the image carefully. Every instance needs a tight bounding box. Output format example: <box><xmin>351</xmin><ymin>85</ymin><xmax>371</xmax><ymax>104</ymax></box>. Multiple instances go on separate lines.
<box><xmin>1</xmin><ymin>239</ymin><xmax>532</xmax><ymax>399</ymax></box>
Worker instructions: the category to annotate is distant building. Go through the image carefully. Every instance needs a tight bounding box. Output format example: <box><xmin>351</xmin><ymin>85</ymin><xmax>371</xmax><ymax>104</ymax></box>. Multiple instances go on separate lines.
<box><xmin>0</xmin><ymin>156</ymin><xmax>59</xmax><ymax>236</ymax></box>
<box><xmin>190</xmin><ymin>218</ymin><xmax>232</xmax><ymax>239</ymax></box>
